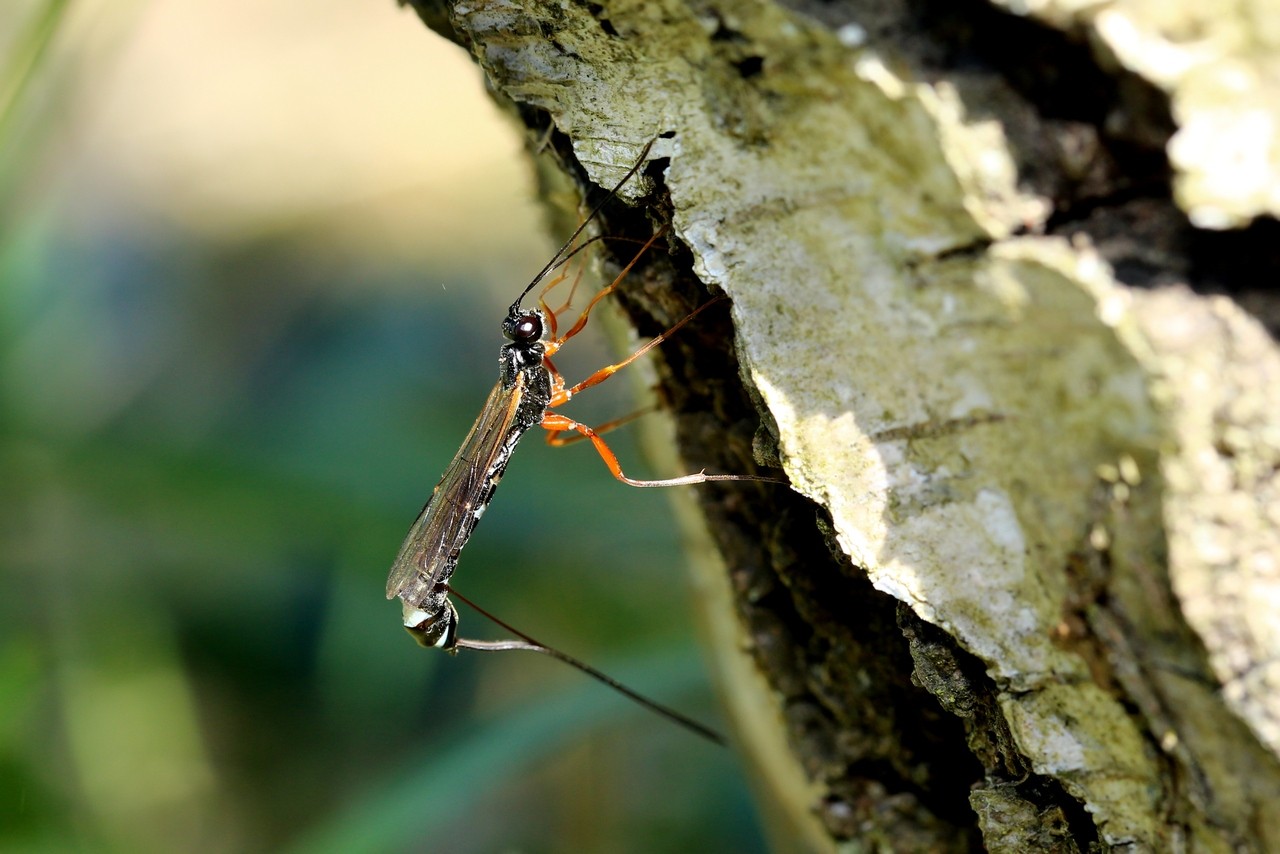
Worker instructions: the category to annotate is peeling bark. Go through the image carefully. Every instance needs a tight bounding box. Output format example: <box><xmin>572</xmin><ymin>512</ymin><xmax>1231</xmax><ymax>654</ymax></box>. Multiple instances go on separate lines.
<box><xmin>404</xmin><ymin>1</ymin><xmax>1280</xmax><ymax>850</ymax></box>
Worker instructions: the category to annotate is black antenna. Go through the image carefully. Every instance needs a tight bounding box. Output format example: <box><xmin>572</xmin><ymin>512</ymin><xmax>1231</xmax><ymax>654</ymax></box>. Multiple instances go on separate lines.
<box><xmin>509</xmin><ymin>137</ymin><xmax>658</xmax><ymax>313</ymax></box>
<box><xmin>448</xmin><ymin>587</ymin><xmax>725</xmax><ymax>746</ymax></box>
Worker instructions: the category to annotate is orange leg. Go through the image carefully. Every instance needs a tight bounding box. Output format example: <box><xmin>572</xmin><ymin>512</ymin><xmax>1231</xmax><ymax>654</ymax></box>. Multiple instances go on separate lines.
<box><xmin>549</xmin><ymin>294</ymin><xmax>724</xmax><ymax>407</ymax></box>
<box><xmin>544</xmin><ymin>405</ymin><xmax>657</xmax><ymax>447</ymax></box>
<box><xmin>537</xmin><ymin>270</ymin><xmax>569</xmax><ymax>339</ymax></box>
<box><xmin>539</xmin><ymin>235</ymin><xmax>657</xmax><ymax>339</ymax></box>
<box><xmin>543</xmin><ymin>354</ymin><xmax>563</xmax><ymax>381</ymax></box>
<box><xmin>542</xmin><ymin>236</ymin><xmax>655</xmax><ymax>319</ymax></box>
<box><xmin>541</xmin><ymin>412</ymin><xmax>753</xmax><ymax>487</ymax></box>
<box><xmin>547</xmin><ymin>226</ymin><xmax>668</xmax><ymax>355</ymax></box>
<box><xmin>538</xmin><ymin>249</ymin><xmax>590</xmax><ymax>339</ymax></box>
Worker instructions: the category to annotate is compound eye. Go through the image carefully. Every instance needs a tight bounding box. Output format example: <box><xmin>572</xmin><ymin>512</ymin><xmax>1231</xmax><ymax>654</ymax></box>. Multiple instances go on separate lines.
<box><xmin>512</xmin><ymin>312</ymin><xmax>542</xmax><ymax>342</ymax></box>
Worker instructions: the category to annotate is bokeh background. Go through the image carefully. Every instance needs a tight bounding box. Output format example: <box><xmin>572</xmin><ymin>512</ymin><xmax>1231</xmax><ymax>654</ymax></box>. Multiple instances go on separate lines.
<box><xmin>0</xmin><ymin>2</ymin><xmax>766</xmax><ymax>851</ymax></box>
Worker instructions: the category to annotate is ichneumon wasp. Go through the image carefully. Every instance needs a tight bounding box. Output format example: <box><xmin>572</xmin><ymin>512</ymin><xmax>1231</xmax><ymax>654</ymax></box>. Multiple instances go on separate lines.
<box><xmin>385</xmin><ymin>138</ymin><xmax>776</xmax><ymax>744</ymax></box>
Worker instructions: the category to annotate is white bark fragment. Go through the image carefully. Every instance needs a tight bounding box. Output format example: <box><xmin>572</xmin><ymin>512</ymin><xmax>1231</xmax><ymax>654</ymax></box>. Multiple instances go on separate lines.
<box><xmin>994</xmin><ymin>0</ymin><xmax>1280</xmax><ymax>227</ymax></box>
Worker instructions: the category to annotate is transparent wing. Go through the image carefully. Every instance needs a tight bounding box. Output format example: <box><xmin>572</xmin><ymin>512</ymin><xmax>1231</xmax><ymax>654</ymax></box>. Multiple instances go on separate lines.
<box><xmin>386</xmin><ymin>375</ymin><xmax>529</xmax><ymax>607</ymax></box>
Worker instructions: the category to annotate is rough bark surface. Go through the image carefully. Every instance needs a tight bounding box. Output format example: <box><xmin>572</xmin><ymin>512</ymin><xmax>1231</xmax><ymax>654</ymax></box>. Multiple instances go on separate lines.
<box><xmin>406</xmin><ymin>1</ymin><xmax>1280</xmax><ymax>850</ymax></box>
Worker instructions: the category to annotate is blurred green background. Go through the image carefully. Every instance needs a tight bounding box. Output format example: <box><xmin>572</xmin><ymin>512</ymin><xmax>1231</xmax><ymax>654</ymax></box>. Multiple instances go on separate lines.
<box><xmin>0</xmin><ymin>1</ymin><xmax>765</xmax><ymax>851</ymax></box>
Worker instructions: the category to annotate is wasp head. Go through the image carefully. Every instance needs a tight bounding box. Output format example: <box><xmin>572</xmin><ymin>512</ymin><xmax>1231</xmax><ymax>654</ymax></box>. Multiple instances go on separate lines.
<box><xmin>503</xmin><ymin>306</ymin><xmax>547</xmax><ymax>346</ymax></box>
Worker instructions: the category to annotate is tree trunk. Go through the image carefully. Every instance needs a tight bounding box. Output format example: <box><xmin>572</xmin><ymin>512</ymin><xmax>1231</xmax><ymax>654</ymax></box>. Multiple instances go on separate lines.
<box><xmin>405</xmin><ymin>1</ymin><xmax>1280</xmax><ymax>850</ymax></box>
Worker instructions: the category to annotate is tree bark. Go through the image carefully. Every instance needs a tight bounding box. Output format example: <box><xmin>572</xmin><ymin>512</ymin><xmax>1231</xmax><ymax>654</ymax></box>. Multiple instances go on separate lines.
<box><xmin>405</xmin><ymin>1</ymin><xmax>1280</xmax><ymax>850</ymax></box>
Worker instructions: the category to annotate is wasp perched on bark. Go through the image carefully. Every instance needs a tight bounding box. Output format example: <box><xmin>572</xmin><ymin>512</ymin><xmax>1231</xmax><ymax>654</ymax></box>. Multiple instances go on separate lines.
<box><xmin>385</xmin><ymin>138</ymin><xmax>773</xmax><ymax>743</ymax></box>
